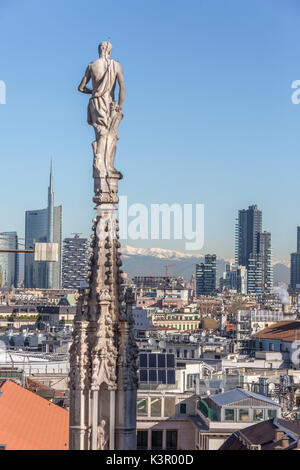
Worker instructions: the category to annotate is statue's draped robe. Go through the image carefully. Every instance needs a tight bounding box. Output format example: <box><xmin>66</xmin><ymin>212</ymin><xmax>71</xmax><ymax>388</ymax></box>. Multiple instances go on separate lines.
<box><xmin>87</xmin><ymin>60</ymin><xmax>119</xmax><ymax>136</ymax></box>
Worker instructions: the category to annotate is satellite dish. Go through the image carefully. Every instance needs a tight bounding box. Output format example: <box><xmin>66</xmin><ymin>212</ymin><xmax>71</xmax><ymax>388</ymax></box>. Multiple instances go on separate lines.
<box><xmin>268</xmin><ymin>383</ymin><xmax>275</xmax><ymax>391</ymax></box>
<box><xmin>148</xmin><ymin>338</ymin><xmax>156</xmax><ymax>346</ymax></box>
<box><xmin>189</xmin><ymin>335</ymin><xmax>196</xmax><ymax>343</ymax></box>
<box><xmin>158</xmin><ymin>341</ymin><xmax>166</xmax><ymax>349</ymax></box>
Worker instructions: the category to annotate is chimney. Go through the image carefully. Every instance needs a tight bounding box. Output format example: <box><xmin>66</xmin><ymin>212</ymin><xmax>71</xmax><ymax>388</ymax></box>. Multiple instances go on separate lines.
<box><xmin>281</xmin><ymin>437</ymin><xmax>289</xmax><ymax>449</ymax></box>
<box><xmin>275</xmin><ymin>431</ymin><xmax>284</xmax><ymax>441</ymax></box>
<box><xmin>282</xmin><ymin>304</ymin><xmax>289</xmax><ymax>315</ymax></box>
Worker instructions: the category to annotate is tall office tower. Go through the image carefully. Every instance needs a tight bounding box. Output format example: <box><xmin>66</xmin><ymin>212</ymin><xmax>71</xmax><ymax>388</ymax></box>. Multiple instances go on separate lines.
<box><xmin>297</xmin><ymin>227</ymin><xmax>300</xmax><ymax>253</ymax></box>
<box><xmin>0</xmin><ymin>232</ymin><xmax>19</xmax><ymax>288</ymax></box>
<box><xmin>235</xmin><ymin>204</ymin><xmax>272</xmax><ymax>295</ymax></box>
<box><xmin>62</xmin><ymin>235</ymin><xmax>89</xmax><ymax>289</ymax></box>
<box><xmin>196</xmin><ymin>254</ymin><xmax>216</xmax><ymax>296</ymax></box>
<box><xmin>235</xmin><ymin>204</ymin><xmax>262</xmax><ymax>267</ymax></box>
<box><xmin>290</xmin><ymin>227</ymin><xmax>300</xmax><ymax>292</ymax></box>
<box><xmin>24</xmin><ymin>164</ymin><xmax>62</xmax><ymax>289</ymax></box>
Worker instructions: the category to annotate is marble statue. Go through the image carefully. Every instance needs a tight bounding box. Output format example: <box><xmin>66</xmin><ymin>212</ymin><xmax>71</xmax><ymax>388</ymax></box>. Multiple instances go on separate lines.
<box><xmin>70</xmin><ymin>41</ymin><xmax>138</xmax><ymax>451</ymax></box>
<box><xmin>78</xmin><ymin>41</ymin><xmax>125</xmax><ymax>188</ymax></box>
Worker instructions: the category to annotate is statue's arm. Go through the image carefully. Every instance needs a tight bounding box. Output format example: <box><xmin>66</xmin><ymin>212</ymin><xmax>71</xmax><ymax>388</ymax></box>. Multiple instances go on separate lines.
<box><xmin>117</xmin><ymin>64</ymin><xmax>125</xmax><ymax>109</ymax></box>
<box><xmin>78</xmin><ymin>65</ymin><xmax>92</xmax><ymax>94</ymax></box>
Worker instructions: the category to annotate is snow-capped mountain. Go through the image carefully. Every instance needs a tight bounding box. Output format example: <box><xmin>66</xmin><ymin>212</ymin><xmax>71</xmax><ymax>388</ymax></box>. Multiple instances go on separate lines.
<box><xmin>121</xmin><ymin>245</ymin><xmax>202</xmax><ymax>260</ymax></box>
<box><xmin>120</xmin><ymin>245</ymin><xmax>290</xmax><ymax>285</ymax></box>
<box><xmin>120</xmin><ymin>245</ymin><xmax>225</xmax><ymax>280</ymax></box>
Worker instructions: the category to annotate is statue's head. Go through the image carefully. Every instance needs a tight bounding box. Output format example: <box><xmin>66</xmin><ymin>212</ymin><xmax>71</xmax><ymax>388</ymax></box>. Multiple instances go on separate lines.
<box><xmin>98</xmin><ymin>42</ymin><xmax>112</xmax><ymax>58</ymax></box>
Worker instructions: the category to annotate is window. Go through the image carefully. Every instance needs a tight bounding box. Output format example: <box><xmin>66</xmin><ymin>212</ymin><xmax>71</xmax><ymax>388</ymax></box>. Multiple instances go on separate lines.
<box><xmin>183</xmin><ymin>350</ymin><xmax>187</xmax><ymax>358</ymax></box>
<box><xmin>137</xmin><ymin>431</ymin><xmax>148</xmax><ymax>450</ymax></box>
<box><xmin>151</xmin><ymin>398</ymin><xmax>162</xmax><ymax>417</ymax></box>
<box><xmin>151</xmin><ymin>431</ymin><xmax>163</xmax><ymax>450</ymax></box>
<box><xmin>158</xmin><ymin>369</ymin><xmax>166</xmax><ymax>384</ymax></box>
<box><xmin>269</xmin><ymin>343</ymin><xmax>274</xmax><ymax>352</ymax></box>
<box><xmin>164</xmin><ymin>397</ymin><xmax>175</xmax><ymax>417</ymax></box>
<box><xmin>139</xmin><ymin>370</ymin><xmax>148</xmax><ymax>382</ymax></box>
<box><xmin>253</xmin><ymin>409</ymin><xmax>264</xmax><ymax>421</ymax></box>
<box><xmin>137</xmin><ymin>399</ymin><xmax>147</xmax><ymax>416</ymax></box>
<box><xmin>225</xmin><ymin>409</ymin><xmax>235</xmax><ymax>421</ymax></box>
<box><xmin>149</xmin><ymin>370</ymin><xmax>157</xmax><ymax>382</ymax></box>
<box><xmin>167</xmin><ymin>370</ymin><xmax>175</xmax><ymax>384</ymax></box>
<box><xmin>268</xmin><ymin>409</ymin><xmax>277</xmax><ymax>419</ymax></box>
<box><xmin>238</xmin><ymin>409</ymin><xmax>249</xmax><ymax>422</ymax></box>
<box><xmin>166</xmin><ymin>431</ymin><xmax>177</xmax><ymax>450</ymax></box>
<box><xmin>180</xmin><ymin>403</ymin><xmax>186</xmax><ymax>414</ymax></box>
<box><xmin>166</xmin><ymin>354</ymin><xmax>175</xmax><ymax>368</ymax></box>
<box><xmin>191</xmin><ymin>350</ymin><xmax>195</xmax><ymax>359</ymax></box>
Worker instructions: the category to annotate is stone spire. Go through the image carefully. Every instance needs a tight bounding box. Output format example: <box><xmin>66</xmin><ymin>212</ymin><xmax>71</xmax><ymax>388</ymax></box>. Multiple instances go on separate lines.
<box><xmin>69</xmin><ymin>42</ymin><xmax>138</xmax><ymax>450</ymax></box>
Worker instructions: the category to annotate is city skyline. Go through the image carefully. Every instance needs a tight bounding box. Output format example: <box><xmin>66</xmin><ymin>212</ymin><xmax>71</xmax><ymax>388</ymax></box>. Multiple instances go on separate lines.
<box><xmin>1</xmin><ymin>0</ymin><xmax>300</xmax><ymax>263</ymax></box>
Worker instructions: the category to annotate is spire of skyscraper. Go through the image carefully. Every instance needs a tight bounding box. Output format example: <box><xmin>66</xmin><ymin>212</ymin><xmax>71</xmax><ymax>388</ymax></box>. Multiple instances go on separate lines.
<box><xmin>49</xmin><ymin>157</ymin><xmax>53</xmax><ymax>195</ymax></box>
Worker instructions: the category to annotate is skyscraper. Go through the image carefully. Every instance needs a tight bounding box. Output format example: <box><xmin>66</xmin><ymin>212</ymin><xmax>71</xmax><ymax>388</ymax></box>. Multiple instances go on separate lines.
<box><xmin>235</xmin><ymin>205</ymin><xmax>272</xmax><ymax>295</ymax></box>
<box><xmin>235</xmin><ymin>205</ymin><xmax>262</xmax><ymax>267</ymax></box>
<box><xmin>196</xmin><ymin>254</ymin><xmax>216</xmax><ymax>296</ymax></box>
<box><xmin>290</xmin><ymin>227</ymin><xmax>300</xmax><ymax>293</ymax></box>
<box><xmin>24</xmin><ymin>164</ymin><xmax>62</xmax><ymax>289</ymax></box>
<box><xmin>257</xmin><ymin>231</ymin><xmax>273</xmax><ymax>294</ymax></box>
<box><xmin>62</xmin><ymin>235</ymin><xmax>89</xmax><ymax>289</ymax></box>
<box><xmin>0</xmin><ymin>232</ymin><xmax>19</xmax><ymax>288</ymax></box>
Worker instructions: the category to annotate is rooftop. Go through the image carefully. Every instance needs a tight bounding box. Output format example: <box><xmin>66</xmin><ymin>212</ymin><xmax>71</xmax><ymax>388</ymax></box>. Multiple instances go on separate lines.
<box><xmin>252</xmin><ymin>321</ymin><xmax>300</xmax><ymax>342</ymax></box>
<box><xmin>209</xmin><ymin>388</ymin><xmax>279</xmax><ymax>407</ymax></box>
<box><xmin>0</xmin><ymin>380</ymin><xmax>69</xmax><ymax>450</ymax></box>
<box><xmin>220</xmin><ymin>418</ymin><xmax>300</xmax><ymax>450</ymax></box>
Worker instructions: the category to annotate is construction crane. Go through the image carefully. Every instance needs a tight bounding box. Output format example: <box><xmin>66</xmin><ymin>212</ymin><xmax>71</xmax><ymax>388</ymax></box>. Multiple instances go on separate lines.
<box><xmin>164</xmin><ymin>264</ymin><xmax>176</xmax><ymax>277</ymax></box>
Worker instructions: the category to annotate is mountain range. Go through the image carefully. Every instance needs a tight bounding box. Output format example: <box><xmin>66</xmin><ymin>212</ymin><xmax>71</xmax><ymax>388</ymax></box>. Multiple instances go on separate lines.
<box><xmin>120</xmin><ymin>245</ymin><xmax>290</xmax><ymax>286</ymax></box>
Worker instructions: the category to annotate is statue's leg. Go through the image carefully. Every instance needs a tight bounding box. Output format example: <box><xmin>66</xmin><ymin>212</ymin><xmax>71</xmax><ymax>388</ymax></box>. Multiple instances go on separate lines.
<box><xmin>92</xmin><ymin>126</ymin><xmax>107</xmax><ymax>193</ymax></box>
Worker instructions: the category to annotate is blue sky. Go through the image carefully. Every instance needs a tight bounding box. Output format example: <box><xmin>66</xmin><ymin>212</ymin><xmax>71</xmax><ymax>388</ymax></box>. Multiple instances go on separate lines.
<box><xmin>0</xmin><ymin>0</ymin><xmax>300</xmax><ymax>261</ymax></box>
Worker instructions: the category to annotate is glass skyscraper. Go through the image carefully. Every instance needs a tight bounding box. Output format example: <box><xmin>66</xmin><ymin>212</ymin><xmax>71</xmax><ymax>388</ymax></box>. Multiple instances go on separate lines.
<box><xmin>196</xmin><ymin>254</ymin><xmax>217</xmax><ymax>296</ymax></box>
<box><xmin>0</xmin><ymin>232</ymin><xmax>19</xmax><ymax>288</ymax></box>
<box><xmin>235</xmin><ymin>205</ymin><xmax>272</xmax><ymax>295</ymax></box>
<box><xmin>24</xmin><ymin>163</ymin><xmax>62</xmax><ymax>289</ymax></box>
<box><xmin>290</xmin><ymin>227</ymin><xmax>300</xmax><ymax>293</ymax></box>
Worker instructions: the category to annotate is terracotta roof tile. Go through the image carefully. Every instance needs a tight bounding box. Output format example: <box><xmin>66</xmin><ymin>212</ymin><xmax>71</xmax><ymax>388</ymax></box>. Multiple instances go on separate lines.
<box><xmin>0</xmin><ymin>380</ymin><xmax>69</xmax><ymax>450</ymax></box>
<box><xmin>252</xmin><ymin>321</ymin><xmax>300</xmax><ymax>342</ymax></box>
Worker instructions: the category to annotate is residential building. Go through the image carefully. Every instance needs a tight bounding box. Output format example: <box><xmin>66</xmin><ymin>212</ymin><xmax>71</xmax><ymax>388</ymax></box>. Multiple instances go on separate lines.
<box><xmin>290</xmin><ymin>227</ymin><xmax>300</xmax><ymax>293</ymax></box>
<box><xmin>220</xmin><ymin>418</ymin><xmax>300</xmax><ymax>450</ymax></box>
<box><xmin>62</xmin><ymin>235</ymin><xmax>89</xmax><ymax>289</ymax></box>
<box><xmin>249</xmin><ymin>321</ymin><xmax>300</xmax><ymax>367</ymax></box>
<box><xmin>235</xmin><ymin>205</ymin><xmax>272</xmax><ymax>295</ymax></box>
<box><xmin>194</xmin><ymin>388</ymin><xmax>281</xmax><ymax>450</ymax></box>
<box><xmin>0</xmin><ymin>380</ymin><xmax>69</xmax><ymax>450</ymax></box>
<box><xmin>221</xmin><ymin>264</ymin><xmax>247</xmax><ymax>294</ymax></box>
<box><xmin>196</xmin><ymin>255</ymin><xmax>217</xmax><ymax>296</ymax></box>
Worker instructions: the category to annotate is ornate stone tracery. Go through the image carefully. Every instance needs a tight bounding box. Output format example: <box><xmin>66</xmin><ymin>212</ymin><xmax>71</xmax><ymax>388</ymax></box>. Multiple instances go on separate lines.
<box><xmin>69</xmin><ymin>41</ymin><xmax>138</xmax><ymax>451</ymax></box>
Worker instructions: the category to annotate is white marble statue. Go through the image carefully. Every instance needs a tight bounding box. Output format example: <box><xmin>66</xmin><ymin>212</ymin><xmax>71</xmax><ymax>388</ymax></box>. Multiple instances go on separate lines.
<box><xmin>78</xmin><ymin>41</ymin><xmax>125</xmax><ymax>185</ymax></box>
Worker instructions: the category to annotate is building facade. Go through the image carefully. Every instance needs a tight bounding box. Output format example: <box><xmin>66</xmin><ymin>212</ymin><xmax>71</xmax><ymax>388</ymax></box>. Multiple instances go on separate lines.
<box><xmin>62</xmin><ymin>235</ymin><xmax>89</xmax><ymax>289</ymax></box>
<box><xmin>24</xmin><ymin>164</ymin><xmax>62</xmax><ymax>289</ymax></box>
<box><xmin>196</xmin><ymin>254</ymin><xmax>217</xmax><ymax>296</ymax></box>
<box><xmin>221</xmin><ymin>264</ymin><xmax>247</xmax><ymax>294</ymax></box>
<box><xmin>0</xmin><ymin>232</ymin><xmax>19</xmax><ymax>288</ymax></box>
<box><xmin>290</xmin><ymin>227</ymin><xmax>300</xmax><ymax>293</ymax></box>
<box><xmin>235</xmin><ymin>205</ymin><xmax>272</xmax><ymax>295</ymax></box>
